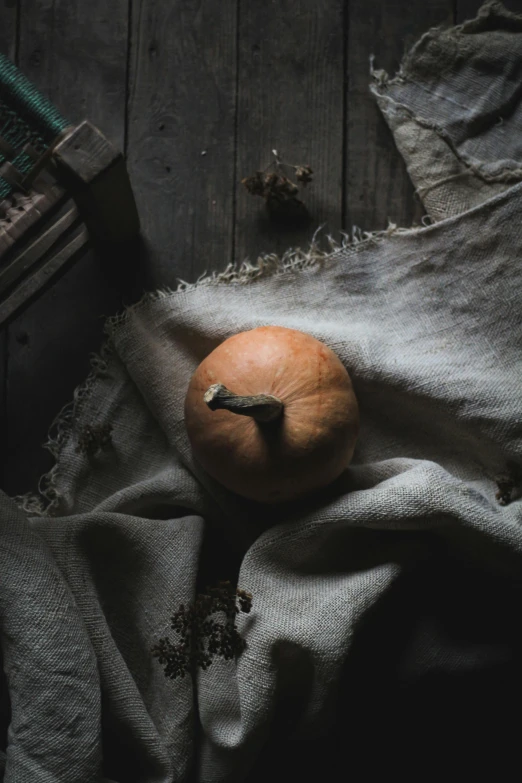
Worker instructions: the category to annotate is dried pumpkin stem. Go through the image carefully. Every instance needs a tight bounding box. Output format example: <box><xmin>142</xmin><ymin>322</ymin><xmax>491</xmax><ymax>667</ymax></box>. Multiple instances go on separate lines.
<box><xmin>204</xmin><ymin>383</ymin><xmax>283</xmax><ymax>423</ymax></box>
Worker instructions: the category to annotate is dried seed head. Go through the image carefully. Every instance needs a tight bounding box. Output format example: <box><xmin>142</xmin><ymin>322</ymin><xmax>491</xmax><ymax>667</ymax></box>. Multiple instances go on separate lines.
<box><xmin>241</xmin><ymin>171</ymin><xmax>266</xmax><ymax>196</ymax></box>
<box><xmin>295</xmin><ymin>165</ymin><xmax>313</xmax><ymax>185</ymax></box>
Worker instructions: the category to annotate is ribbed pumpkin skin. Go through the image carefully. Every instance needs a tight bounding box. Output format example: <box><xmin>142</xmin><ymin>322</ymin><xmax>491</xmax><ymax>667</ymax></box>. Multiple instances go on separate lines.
<box><xmin>184</xmin><ymin>326</ymin><xmax>359</xmax><ymax>503</ymax></box>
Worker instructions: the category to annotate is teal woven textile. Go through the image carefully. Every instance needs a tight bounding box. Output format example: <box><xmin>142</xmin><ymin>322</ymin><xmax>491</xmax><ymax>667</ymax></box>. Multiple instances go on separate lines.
<box><xmin>0</xmin><ymin>53</ymin><xmax>69</xmax><ymax>200</ymax></box>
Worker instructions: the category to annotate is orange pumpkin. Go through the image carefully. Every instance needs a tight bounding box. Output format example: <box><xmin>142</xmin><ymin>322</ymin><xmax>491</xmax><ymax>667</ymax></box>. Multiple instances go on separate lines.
<box><xmin>184</xmin><ymin>326</ymin><xmax>359</xmax><ymax>503</ymax></box>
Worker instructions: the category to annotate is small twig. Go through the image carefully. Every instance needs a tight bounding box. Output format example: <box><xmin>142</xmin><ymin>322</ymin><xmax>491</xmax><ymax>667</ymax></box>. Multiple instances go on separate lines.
<box><xmin>271</xmin><ymin>148</ymin><xmax>281</xmax><ymax>167</ymax></box>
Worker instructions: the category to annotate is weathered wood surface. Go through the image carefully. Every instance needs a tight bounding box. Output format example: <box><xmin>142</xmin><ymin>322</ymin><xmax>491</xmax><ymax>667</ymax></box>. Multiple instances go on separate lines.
<box><xmin>2</xmin><ymin>0</ymin><xmax>512</xmax><ymax>494</ymax></box>
<box><xmin>0</xmin><ymin>0</ymin><xmax>17</xmax><ymax>61</ymax></box>
<box><xmin>234</xmin><ymin>0</ymin><xmax>345</xmax><ymax>261</ymax></box>
<box><xmin>54</xmin><ymin>120</ymin><xmax>140</xmax><ymax>242</ymax></box>
<box><xmin>127</xmin><ymin>0</ymin><xmax>237</xmax><ymax>288</ymax></box>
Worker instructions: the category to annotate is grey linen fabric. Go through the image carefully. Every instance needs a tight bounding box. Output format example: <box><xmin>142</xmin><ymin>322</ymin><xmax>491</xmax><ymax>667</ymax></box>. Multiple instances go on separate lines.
<box><xmin>2</xmin><ymin>2</ymin><xmax>522</xmax><ymax>781</ymax></box>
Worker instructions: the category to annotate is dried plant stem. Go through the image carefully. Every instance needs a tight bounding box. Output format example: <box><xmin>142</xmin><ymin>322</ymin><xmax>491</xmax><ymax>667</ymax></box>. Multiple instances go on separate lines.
<box><xmin>204</xmin><ymin>383</ymin><xmax>284</xmax><ymax>423</ymax></box>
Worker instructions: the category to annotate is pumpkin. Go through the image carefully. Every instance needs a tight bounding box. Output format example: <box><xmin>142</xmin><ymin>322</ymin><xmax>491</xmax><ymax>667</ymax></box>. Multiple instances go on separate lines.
<box><xmin>184</xmin><ymin>325</ymin><xmax>359</xmax><ymax>503</ymax></box>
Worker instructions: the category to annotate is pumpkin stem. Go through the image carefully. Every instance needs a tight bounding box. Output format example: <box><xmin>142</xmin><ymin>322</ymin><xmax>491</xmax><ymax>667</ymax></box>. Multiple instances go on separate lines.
<box><xmin>204</xmin><ymin>383</ymin><xmax>284</xmax><ymax>423</ymax></box>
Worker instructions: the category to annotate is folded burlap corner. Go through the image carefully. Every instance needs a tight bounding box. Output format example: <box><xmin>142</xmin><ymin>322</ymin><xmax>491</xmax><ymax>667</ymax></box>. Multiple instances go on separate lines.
<box><xmin>371</xmin><ymin>0</ymin><xmax>522</xmax><ymax>221</ymax></box>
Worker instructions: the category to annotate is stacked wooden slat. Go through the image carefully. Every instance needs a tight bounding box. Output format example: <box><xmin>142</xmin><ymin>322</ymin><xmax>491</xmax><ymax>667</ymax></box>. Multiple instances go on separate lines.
<box><xmin>0</xmin><ymin>120</ymin><xmax>139</xmax><ymax>326</ymax></box>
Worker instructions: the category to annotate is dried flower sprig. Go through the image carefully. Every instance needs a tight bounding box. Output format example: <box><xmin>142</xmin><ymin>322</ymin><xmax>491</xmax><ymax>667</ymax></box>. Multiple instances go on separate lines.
<box><xmin>242</xmin><ymin>150</ymin><xmax>313</xmax><ymax>227</ymax></box>
<box><xmin>295</xmin><ymin>165</ymin><xmax>314</xmax><ymax>186</ymax></box>
<box><xmin>151</xmin><ymin>580</ymin><xmax>253</xmax><ymax>679</ymax></box>
<box><xmin>494</xmin><ymin>462</ymin><xmax>522</xmax><ymax>506</ymax></box>
<box><xmin>495</xmin><ymin>473</ymin><xmax>514</xmax><ymax>506</ymax></box>
<box><xmin>76</xmin><ymin>423</ymin><xmax>113</xmax><ymax>457</ymax></box>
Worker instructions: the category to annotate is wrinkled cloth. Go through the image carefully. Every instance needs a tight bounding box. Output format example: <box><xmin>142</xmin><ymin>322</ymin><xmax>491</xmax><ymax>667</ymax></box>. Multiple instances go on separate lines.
<box><xmin>372</xmin><ymin>0</ymin><xmax>522</xmax><ymax>219</ymax></box>
<box><xmin>2</xmin><ymin>2</ymin><xmax>522</xmax><ymax>781</ymax></box>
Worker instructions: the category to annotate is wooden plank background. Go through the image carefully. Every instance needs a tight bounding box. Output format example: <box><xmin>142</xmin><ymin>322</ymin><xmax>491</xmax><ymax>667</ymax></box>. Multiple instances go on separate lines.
<box><xmin>1</xmin><ymin>0</ymin><xmax>521</xmax><ymax>495</ymax></box>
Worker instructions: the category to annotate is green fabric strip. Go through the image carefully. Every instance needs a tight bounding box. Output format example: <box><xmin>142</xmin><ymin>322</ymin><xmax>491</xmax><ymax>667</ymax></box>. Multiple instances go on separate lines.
<box><xmin>0</xmin><ymin>53</ymin><xmax>68</xmax><ymax>141</ymax></box>
<box><xmin>0</xmin><ymin>53</ymin><xmax>70</xmax><ymax>201</ymax></box>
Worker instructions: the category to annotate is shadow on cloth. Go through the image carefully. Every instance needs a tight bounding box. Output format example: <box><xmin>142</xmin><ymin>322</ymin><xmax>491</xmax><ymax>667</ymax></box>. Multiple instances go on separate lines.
<box><xmin>246</xmin><ymin>541</ymin><xmax>522</xmax><ymax>781</ymax></box>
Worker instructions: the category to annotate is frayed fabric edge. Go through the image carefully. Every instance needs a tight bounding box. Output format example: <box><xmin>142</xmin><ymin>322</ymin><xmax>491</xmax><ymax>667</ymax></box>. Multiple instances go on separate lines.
<box><xmin>12</xmin><ymin>222</ymin><xmax>410</xmax><ymax>518</ymax></box>
<box><xmin>371</xmin><ymin>85</ymin><xmax>522</xmax><ymax>186</ymax></box>
<box><xmin>103</xmin><ymin>222</ymin><xmax>414</xmax><ymax>335</ymax></box>
<box><xmin>12</xmin><ymin>340</ymin><xmax>116</xmax><ymax>517</ymax></box>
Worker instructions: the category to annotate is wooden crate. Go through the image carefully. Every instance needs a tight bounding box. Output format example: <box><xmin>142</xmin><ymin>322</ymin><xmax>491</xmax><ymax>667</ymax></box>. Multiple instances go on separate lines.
<box><xmin>0</xmin><ymin>54</ymin><xmax>139</xmax><ymax>326</ymax></box>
